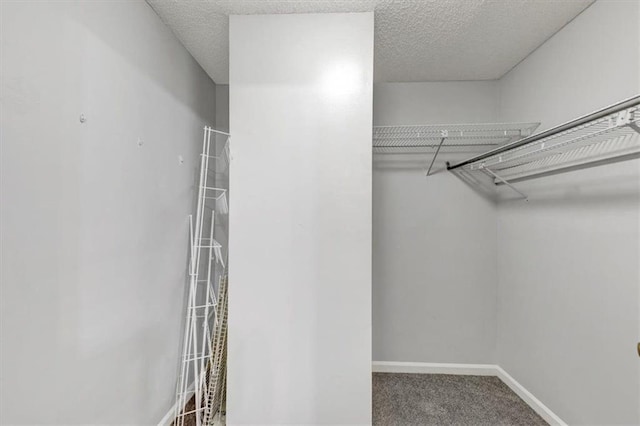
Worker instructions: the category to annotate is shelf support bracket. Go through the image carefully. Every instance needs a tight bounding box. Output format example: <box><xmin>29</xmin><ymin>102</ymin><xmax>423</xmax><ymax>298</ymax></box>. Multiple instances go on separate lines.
<box><xmin>615</xmin><ymin>108</ymin><xmax>640</xmax><ymax>134</ymax></box>
<box><xmin>426</xmin><ymin>130</ymin><xmax>448</xmax><ymax>176</ymax></box>
<box><xmin>483</xmin><ymin>167</ymin><xmax>528</xmax><ymax>201</ymax></box>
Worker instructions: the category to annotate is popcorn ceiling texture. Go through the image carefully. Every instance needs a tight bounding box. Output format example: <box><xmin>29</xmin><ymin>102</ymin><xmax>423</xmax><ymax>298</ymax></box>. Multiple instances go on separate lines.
<box><xmin>147</xmin><ymin>0</ymin><xmax>593</xmax><ymax>84</ymax></box>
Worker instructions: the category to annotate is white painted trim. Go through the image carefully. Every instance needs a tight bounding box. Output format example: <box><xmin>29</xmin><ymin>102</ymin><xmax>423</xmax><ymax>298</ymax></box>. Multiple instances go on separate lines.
<box><xmin>372</xmin><ymin>362</ymin><xmax>567</xmax><ymax>426</ymax></box>
<box><xmin>495</xmin><ymin>366</ymin><xmax>568</xmax><ymax>426</ymax></box>
<box><xmin>372</xmin><ymin>361</ymin><xmax>496</xmax><ymax>376</ymax></box>
<box><xmin>157</xmin><ymin>400</ymin><xmax>178</xmax><ymax>426</ymax></box>
<box><xmin>157</xmin><ymin>382</ymin><xmax>195</xmax><ymax>426</ymax></box>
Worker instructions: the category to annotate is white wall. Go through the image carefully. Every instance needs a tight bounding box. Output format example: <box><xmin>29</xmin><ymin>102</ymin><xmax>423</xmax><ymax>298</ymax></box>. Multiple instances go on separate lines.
<box><xmin>227</xmin><ymin>12</ymin><xmax>373</xmax><ymax>425</ymax></box>
<box><xmin>374</xmin><ymin>82</ymin><xmax>499</xmax><ymax>126</ymax></box>
<box><xmin>0</xmin><ymin>1</ymin><xmax>215</xmax><ymax>424</ymax></box>
<box><xmin>373</xmin><ymin>82</ymin><xmax>499</xmax><ymax>363</ymax></box>
<box><xmin>215</xmin><ymin>84</ymin><xmax>229</xmax><ymax>133</ymax></box>
<box><xmin>496</xmin><ymin>1</ymin><xmax>640</xmax><ymax>424</ymax></box>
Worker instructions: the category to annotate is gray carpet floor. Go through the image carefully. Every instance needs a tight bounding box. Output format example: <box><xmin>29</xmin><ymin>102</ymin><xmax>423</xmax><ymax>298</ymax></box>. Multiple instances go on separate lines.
<box><xmin>373</xmin><ymin>373</ymin><xmax>548</xmax><ymax>426</ymax></box>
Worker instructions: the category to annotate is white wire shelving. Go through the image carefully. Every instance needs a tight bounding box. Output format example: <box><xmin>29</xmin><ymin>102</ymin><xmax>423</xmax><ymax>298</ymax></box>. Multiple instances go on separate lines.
<box><xmin>204</xmin><ymin>187</ymin><xmax>229</xmax><ymax>216</ymax></box>
<box><xmin>447</xmin><ymin>95</ymin><xmax>640</xmax><ymax>197</ymax></box>
<box><xmin>373</xmin><ymin>122</ymin><xmax>540</xmax><ymax>152</ymax></box>
<box><xmin>373</xmin><ymin>122</ymin><xmax>540</xmax><ymax>175</ymax></box>
<box><xmin>174</xmin><ymin>126</ymin><xmax>230</xmax><ymax>426</ymax></box>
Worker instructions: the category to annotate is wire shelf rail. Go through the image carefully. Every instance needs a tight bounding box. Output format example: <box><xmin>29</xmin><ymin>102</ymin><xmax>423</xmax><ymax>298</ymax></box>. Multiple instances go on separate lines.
<box><xmin>373</xmin><ymin>122</ymin><xmax>540</xmax><ymax>176</ymax></box>
<box><xmin>373</xmin><ymin>122</ymin><xmax>540</xmax><ymax>153</ymax></box>
<box><xmin>447</xmin><ymin>95</ymin><xmax>640</xmax><ymax>189</ymax></box>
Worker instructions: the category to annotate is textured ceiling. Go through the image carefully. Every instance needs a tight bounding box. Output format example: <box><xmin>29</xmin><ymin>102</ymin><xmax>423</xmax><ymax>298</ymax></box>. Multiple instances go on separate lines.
<box><xmin>147</xmin><ymin>0</ymin><xmax>594</xmax><ymax>84</ymax></box>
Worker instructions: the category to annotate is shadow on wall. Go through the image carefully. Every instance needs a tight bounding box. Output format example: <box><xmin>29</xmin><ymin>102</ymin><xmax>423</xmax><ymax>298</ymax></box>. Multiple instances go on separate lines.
<box><xmin>373</xmin><ymin>153</ymin><xmax>501</xmax><ymax>201</ymax></box>
<box><xmin>495</xmin><ymin>161</ymin><xmax>639</xmax><ymax>206</ymax></box>
<box><xmin>71</xmin><ymin>1</ymin><xmax>215</xmax><ymax>123</ymax></box>
<box><xmin>449</xmin><ymin>168</ymin><xmax>500</xmax><ymax>202</ymax></box>
<box><xmin>374</xmin><ymin>152</ymin><xmax>640</xmax><ymax>208</ymax></box>
<box><xmin>373</xmin><ymin>151</ymin><xmax>491</xmax><ymax>170</ymax></box>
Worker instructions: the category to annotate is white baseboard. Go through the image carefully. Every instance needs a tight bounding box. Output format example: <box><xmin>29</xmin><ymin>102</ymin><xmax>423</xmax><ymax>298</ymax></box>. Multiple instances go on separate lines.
<box><xmin>157</xmin><ymin>382</ymin><xmax>195</xmax><ymax>426</ymax></box>
<box><xmin>372</xmin><ymin>361</ymin><xmax>566</xmax><ymax>426</ymax></box>
<box><xmin>372</xmin><ymin>361</ymin><xmax>496</xmax><ymax>376</ymax></box>
<box><xmin>495</xmin><ymin>366</ymin><xmax>567</xmax><ymax>426</ymax></box>
<box><xmin>163</xmin><ymin>363</ymin><xmax>565</xmax><ymax>425</ymax></box>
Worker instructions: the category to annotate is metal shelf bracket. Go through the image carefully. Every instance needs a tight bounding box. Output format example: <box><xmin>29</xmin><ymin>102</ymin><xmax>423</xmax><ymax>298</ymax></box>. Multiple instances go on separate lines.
<box><xmin>613</xmin><ymin>108</ymin><xmax>640</xmax><ymax>135</ymax></box>
<box><xmin>426</xmin><ymin>130</ymin><xmax>448</xmax><ymax>176</ymax></box>
<box><xmin>482</xmin><ymin>166</ymin><xmax>528</xmax><ymax>201</ymax></box>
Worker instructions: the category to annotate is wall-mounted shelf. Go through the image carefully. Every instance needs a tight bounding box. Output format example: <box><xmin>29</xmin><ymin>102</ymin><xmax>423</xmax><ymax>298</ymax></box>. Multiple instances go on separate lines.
<box><xmin>447</xmin><ymin>95</ymin><xmax>640</xmax><ymax>189</ymax></box>
<box><xmin>373</xmin><ymin>122</ymin><xmax>540</xmax><ymax>175</ymax></box>
<box><xmin>373</xmin><ymin>122</ymin><xmax>540</xmax><ymax>154</ymax></box>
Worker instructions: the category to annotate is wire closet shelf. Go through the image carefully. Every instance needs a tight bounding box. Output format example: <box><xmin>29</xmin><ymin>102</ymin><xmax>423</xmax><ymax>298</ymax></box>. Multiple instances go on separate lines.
<box><xmin>372</xmin><ymin>122</ymin><xmax>541</xmax><ymax>153</ymax></box>
<box><xmin>447</xmin><ymin>95</ymin><xmax>640</xmax><ymax>184</ymax></box>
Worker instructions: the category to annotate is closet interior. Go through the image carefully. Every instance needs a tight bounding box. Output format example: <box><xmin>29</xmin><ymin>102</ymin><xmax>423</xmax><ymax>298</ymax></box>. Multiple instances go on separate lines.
<box><xmin>2</xmin><ymin>1</ymin><xmax>639</xmax><ymax>425</ymax></box>
<box><xmin>369</xmin><ymin>3</ymin><xmax>639</xmax><ymax>424</ymax></box>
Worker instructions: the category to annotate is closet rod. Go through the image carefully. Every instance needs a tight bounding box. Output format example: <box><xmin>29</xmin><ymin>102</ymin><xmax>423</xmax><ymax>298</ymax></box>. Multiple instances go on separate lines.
<box><xmin>447</xmin><ymin>94</ymin><xmax>640</xmax><ymax>171</ymax></box>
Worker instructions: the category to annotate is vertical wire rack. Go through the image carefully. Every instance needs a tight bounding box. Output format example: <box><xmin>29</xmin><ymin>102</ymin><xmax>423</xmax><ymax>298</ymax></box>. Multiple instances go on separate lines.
<box><xmin>174</xmin><ymin>126</ymin><xmax>230</xmax><ymax>426</ymax></box>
